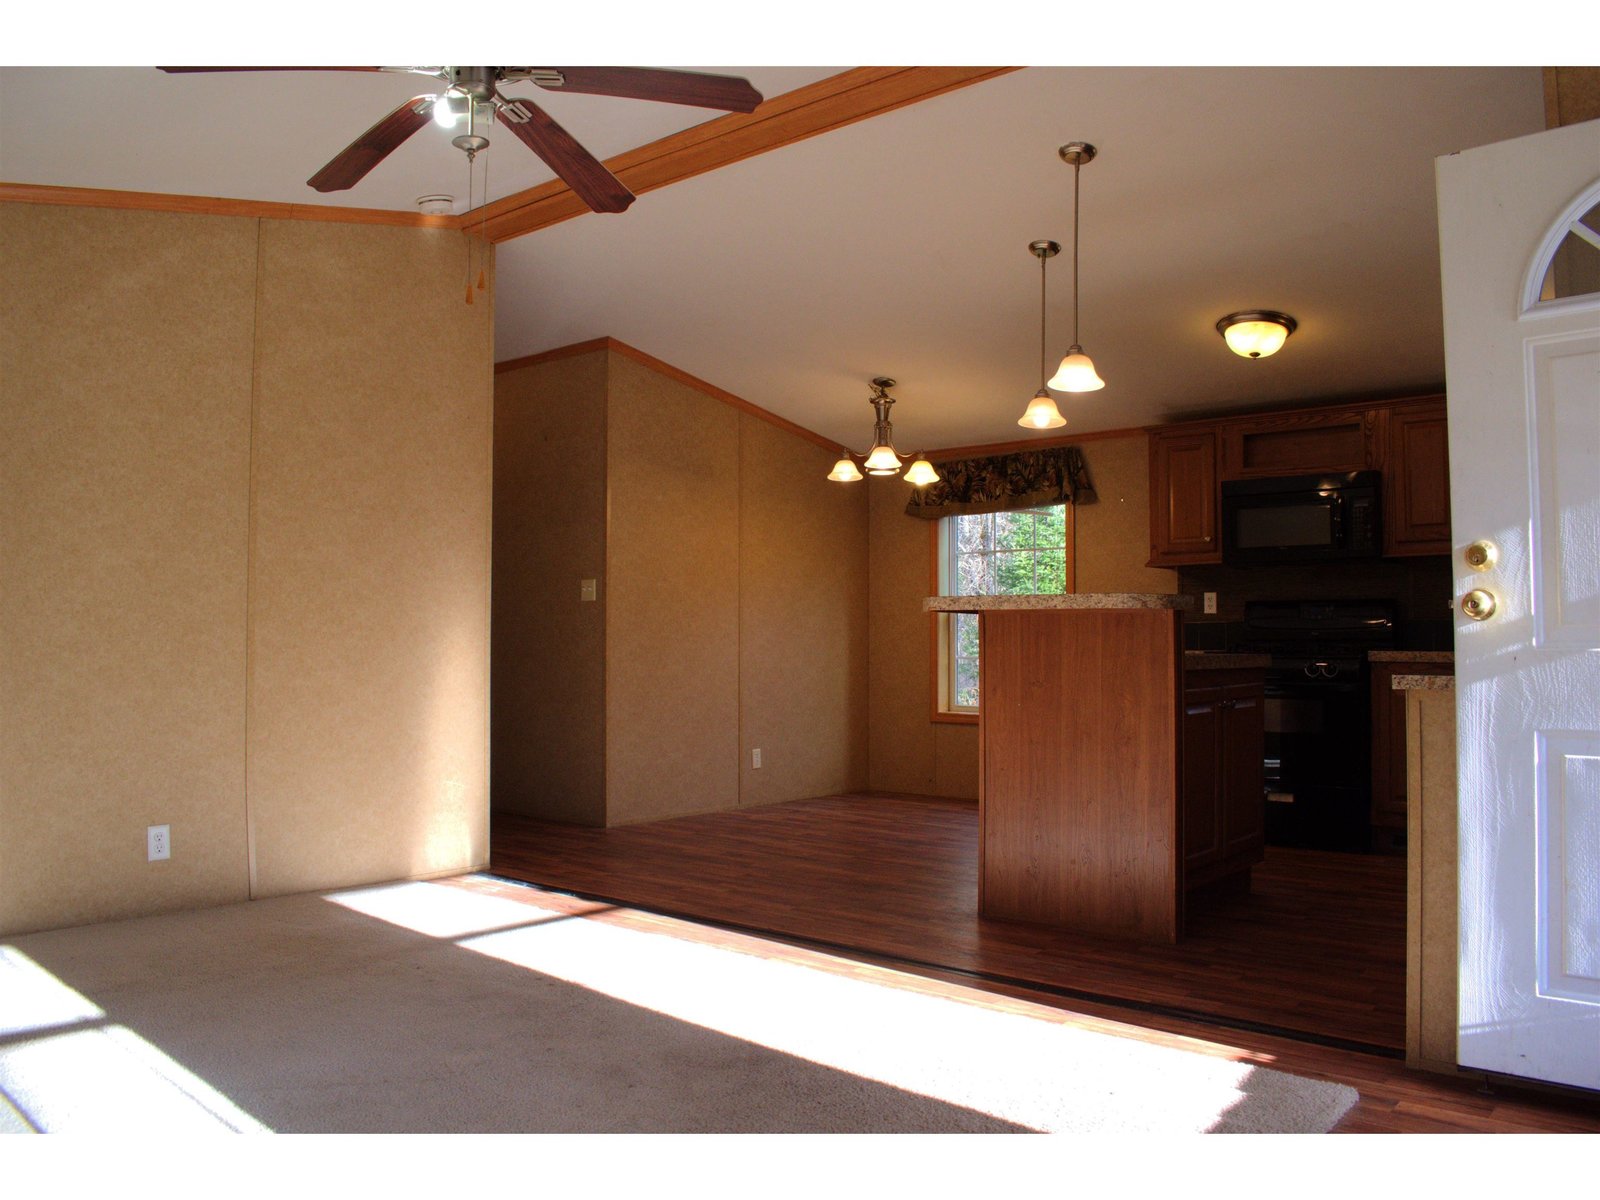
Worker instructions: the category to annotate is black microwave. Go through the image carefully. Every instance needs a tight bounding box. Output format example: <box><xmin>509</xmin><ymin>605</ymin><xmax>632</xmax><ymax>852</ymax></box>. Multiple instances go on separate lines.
<box><xmin>1220</xmin><ymin>471</ymin><xmax>1381</xmax><ymax>565</ymax></box>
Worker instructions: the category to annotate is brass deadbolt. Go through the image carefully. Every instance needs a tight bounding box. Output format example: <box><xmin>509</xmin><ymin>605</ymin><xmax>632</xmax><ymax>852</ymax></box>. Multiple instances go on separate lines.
<box><xmin>1461</xmin><ymin>589</ymin><xmax>1498</xmax><ymax>621</ymax></box>
<box><xmin>1465</xmin><ymin>540</ymin><xmax>1498</xmax><ymax>571</ymax></box>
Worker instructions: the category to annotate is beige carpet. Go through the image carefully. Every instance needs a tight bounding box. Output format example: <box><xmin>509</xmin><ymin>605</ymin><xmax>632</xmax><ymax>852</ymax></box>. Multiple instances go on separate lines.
<box><xmin>1</xmin><ymin>879</ymin><xmax>1358</xmax><ymax>1134</ymax></box>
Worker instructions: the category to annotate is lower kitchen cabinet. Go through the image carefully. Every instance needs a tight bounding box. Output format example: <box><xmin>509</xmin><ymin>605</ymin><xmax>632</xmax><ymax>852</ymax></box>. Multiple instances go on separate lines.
<box><xmin>1182</xmin><ymin>668</ymin><xmax>1266</xmax><ymax>890</ymax></box>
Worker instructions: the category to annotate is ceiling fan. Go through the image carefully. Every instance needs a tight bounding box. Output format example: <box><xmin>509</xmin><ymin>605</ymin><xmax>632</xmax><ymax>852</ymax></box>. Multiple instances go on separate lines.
<box><xmin>157</xmin><ymin>66</ymin><xmax>765</xmax><ymax>214</ymax></box>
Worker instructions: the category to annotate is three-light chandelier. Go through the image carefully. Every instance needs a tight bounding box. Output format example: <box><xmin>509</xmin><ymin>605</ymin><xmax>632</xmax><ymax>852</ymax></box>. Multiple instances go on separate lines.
<box><xmin>826</xmin><ymin>378</ymin><xmax>940</xmax><ymax>486</ymax></box>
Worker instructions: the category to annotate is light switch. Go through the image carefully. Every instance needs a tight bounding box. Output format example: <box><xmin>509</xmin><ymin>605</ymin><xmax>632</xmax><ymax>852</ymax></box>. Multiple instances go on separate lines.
<box><xmin>580</xmin><ymin>579</ymin><xmax>597</xmax><ymax>602</ymax></box>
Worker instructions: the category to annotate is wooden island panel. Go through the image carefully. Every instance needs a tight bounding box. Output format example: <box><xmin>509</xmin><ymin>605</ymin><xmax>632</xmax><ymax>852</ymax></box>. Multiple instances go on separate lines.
<box><xmin>979</xmin><ymin>607</ymin><xmax>1183</xmax><ymax>943</ymax></box>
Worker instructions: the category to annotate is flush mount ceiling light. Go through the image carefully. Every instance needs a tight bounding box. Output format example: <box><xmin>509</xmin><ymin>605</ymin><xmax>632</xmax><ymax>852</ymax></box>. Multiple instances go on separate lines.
<box><xmin>1018</xmin><ymin>240</ymin><xmax>1068</xmax><ymax>429</ymax></box>
<box><xmin>1045</xmin><ymin>142</ymin><xmax>1107</xmax><ymax>394</ymax></box>
<box><xmin>827</xmin><ymin>378</ymin><xmax>940</xmax><ymax>486</ymax></box>
<box><xmin>1217</xmin><ymin>310</ymin><xmax>1298</xmax><ymax>358</ymax></box>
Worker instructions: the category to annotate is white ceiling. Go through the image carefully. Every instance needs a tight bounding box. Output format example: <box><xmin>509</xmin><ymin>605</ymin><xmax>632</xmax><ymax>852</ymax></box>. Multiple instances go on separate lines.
<box><xmin>0</xmin><ymin>64</ymin><xmax>1548</xmax><ymax>449</ymax></box>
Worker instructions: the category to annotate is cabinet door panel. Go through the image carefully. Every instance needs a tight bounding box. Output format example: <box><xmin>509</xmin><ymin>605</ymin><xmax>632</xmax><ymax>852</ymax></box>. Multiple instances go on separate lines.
<box><xmin>1220</xmin><ymin>682</ymin><xmax>1266</xmax><ymax>861</ymax></box>
<box><xmin>1149</xmin><ymin>430</ymin><xmax>1219</xmax><ymax>565</ymax></box>
<box><xmin>1385</xmin><ymin>401</ymin><xmax>1452</xmax><ymax>555</ymax></box>
<box><xmin>1182</xmin><ymin>687</ymin><xmax>1222</xmax><ymax>869</ymax></box>
<box><xmin>1220</xmin><ymin>408</ymin><xmax>1377</xmax><ymax>478</ymax></box>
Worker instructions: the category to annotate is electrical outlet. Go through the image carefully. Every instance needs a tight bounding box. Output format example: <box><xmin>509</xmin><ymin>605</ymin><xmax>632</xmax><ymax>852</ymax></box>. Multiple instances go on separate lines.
<box><xmin>1203</xmin><ymin>591</ymin><xmax>1218</xmax><ymax>615</ymax></box>
<box><xmin>147</xmin><ymin>824</ymin><xmax>171</xmax><ymax>862</ymax></box>
<box><xmin>751</xmin><ymin>748</ymin><xmax>762</xmax><ymax>769</ymax></box>
<box><xmin>580</xmin><ymin>578</ymin><xmax>597</xmax><ymax>602</ymax></box>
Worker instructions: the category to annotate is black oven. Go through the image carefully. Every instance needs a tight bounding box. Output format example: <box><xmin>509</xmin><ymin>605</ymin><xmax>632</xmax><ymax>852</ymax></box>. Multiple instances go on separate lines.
<box><xmin>1240</xmin><ymin>600</ymin><xmax>1397</xmax><ymax>853</ymax></box>
<box><xmin>1221</xmin><ymin>471</ymin><xmax>1380</xmax><ymax>566</ymax></box>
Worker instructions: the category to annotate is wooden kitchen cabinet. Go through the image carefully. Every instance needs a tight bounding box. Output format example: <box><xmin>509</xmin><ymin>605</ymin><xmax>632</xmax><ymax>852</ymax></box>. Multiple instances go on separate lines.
<box><xmin>1147</xmin><ymin>428</ymin><xmax>1220</xmax><ymax>566</ymax></box>
<box><xmin>1218</xmin><ymin>406</ymin><xmax>1378</xmax><ymax>479</ymax></box>
<box><xmin>1382</xmin><ymin>397</ymin><xmax>1452</xmax><ymax>556</ymax></box>
<box><xmin>1182</xmin><ymin>668</ymin><xmax>1266</xmax><ymax>890</ymax></box>
<box><xmin>1144</xmin><ymin>394</ymin><xmax>1452</xmax><ymax>567</ymax></box>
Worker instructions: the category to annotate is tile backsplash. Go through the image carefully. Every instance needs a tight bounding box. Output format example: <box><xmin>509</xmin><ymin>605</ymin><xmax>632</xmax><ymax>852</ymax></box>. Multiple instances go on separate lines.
<box><xmin>1178</xmin><ymin>555</ymin><xmax>1454</xmax><ymax>651</ymax></box>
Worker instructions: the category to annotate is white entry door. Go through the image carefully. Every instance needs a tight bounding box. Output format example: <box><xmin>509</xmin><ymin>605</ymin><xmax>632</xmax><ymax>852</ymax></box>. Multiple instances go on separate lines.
<box><xmin>1437</xmin><ymin>119</ymin><xmax>1600</xmax><ymax>1092</ymax></box>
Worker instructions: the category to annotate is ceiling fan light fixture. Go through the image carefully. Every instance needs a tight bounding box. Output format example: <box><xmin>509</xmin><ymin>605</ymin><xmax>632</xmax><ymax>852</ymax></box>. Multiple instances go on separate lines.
<box><xmin>1217</xmin><ymin>311</ymin><xmax>1297</xmax><ymax>358</ymax></box>
<box><xmin>432</xmin><ymin>90</ymin><xmax>466</xmax><ymax>128</ymax></box>
<box><xmin>1047</xmin><ymin>347</ymin><xmax>1106</xmax><ymax>393</ymax></box>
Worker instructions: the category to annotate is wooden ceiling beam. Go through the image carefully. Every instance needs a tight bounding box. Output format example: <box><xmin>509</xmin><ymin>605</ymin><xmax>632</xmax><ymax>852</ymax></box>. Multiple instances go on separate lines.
<box><xmin>476</xmin><ymin>66</ymin><xmax>1021</xmax><ymax>244</ymax></box>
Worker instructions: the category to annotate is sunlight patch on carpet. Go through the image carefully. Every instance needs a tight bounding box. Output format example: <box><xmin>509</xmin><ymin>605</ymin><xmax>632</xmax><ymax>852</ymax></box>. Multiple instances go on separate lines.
<box><xmin>323</xmin><ymin>883</ymin><xmax>1357</xmax><ymax>1134</ymax></box>
<box><xmin>0</xmin><ymin>1023</ymin><xmax>270</xmax><ymax>1134</ymax></box>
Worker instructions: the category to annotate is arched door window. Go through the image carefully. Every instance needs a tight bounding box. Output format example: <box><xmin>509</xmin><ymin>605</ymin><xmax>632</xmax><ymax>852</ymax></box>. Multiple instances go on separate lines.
<box><xmin>1526</xmin><ymin>180</ymin><xmax>1600</xmax><ymax>310</ymax></box>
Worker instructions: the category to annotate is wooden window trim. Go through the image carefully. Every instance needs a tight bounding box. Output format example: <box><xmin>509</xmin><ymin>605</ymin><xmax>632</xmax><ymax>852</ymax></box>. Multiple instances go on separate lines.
<box><xmin>928</xmin><ymin>505</ymin><xmax>1076</xmax><ymax>725</ymax></box>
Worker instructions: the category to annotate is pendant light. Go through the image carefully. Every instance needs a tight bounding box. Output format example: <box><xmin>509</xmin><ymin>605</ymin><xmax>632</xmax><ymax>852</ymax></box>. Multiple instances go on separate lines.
<box><xmin>1018</xmin><ymin>240</ymin><xmax>1068</xmax><ymax>429</ymax></box>
<box><xmin>1045</xmin><ymin>142</ymin><xmax>1106</xmax><ymax>394</ymax></box>
<box><xmin>826</xmin><ymin>378</ymin><xmax>940</xmax><ymax>486</ymax></box>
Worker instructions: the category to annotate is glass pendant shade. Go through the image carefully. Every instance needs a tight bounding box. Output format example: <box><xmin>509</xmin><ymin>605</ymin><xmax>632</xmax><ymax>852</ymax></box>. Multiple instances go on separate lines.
<box><xmin>1217</xmin><ymin>312</ymin><xmax>1295</xmax><ymax>359</ymax></box>
<box><xmin>1017</xmin><ymin>388</ymin><xmax>1067</xmax><ymax>430</ymax></box>
<box><xmin>827</xmin><ymin>456</ymin><xmax>864</xmax><ymax>482</ymax></box>
<box><xmin>1047</xmin><ymin>348</ymin><xmax>1106</xmax><ymax>393</ymax></box>
<box><xmin>863</xmin><ymin>443</ymin><xmax>903</xmax><ymax>475</ymax></box>
<box><xmin>902</xmin><ymin>457</ymin><xmax>941</xmax><ymax>486</ymax></box>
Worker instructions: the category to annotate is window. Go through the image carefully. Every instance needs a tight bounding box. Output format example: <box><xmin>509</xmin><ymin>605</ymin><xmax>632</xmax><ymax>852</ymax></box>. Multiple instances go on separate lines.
<box><xmin>1532</xmin><ymin>191</ymin><xmax>1600</xmax><ymax>306</ymax></box>
<box><xmin>935</xmin><ymin>505</ymin><xmax>1072</xmax><ymax>716</ymax></box>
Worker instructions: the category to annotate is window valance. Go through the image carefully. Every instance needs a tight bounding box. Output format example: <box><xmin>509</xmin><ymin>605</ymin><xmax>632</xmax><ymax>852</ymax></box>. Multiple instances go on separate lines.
<box><xmin>904</xmin><ymin>446</ymin><xmax>1096</xmax><ymax>520</ymax></box>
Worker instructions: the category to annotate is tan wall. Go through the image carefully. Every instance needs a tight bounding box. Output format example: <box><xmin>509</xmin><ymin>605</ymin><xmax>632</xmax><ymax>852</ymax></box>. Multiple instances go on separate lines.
<box><xmin>0</xmin><ymin>204</ymin><xmax>492</xmax><ymax>934</ymax></box>
<box><xmin>865</xmin><ymin>434</ymin><xmax>1170</xmax><ymax>798</ymax></box>
<box><xmin>737</xmin><ymin>413</ymin><xmax>870</xmax><ymax>808</ymax></box>
<box><xmin>1075</xmin><ymin>433</ymin><xmax>1179</xmax><ymax>596</ymax></box>
<box><xmin>492</xmin><ymin>352</ymin><xmax>609</xmax><ymax>825</ymax></box>
<box><xmin>491</xmin><ymin>346</ymin><xmax>870</xmax><ymax>826</ymax></box>
<box><xmin>604</xmin><ymin>352</ymin><xmax>743</xmax><ymax>824</ymax></box>
<box><xmin>246</xmin><ymin>222</ymin><xmax>492</xmax><ymax>898</ymax></box>
<box><xmin>0</xmin><ymin>206</ymin><xmax>256</xmax><ymax>933</ymax></box>
<box><xmin>866</xmin><ymin>479</ymin><xmax>980</xmax><ymax>798</ymax></box>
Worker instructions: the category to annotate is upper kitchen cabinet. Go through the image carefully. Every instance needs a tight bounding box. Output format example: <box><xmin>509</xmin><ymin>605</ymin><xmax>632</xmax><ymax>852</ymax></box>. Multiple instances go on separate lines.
<box><xmin>1381</xmin><ymin>397</ymin><xmax>1452</xmax><ymax>556</ymax></box>
<box><xmin>1147</xmin><ymin>429</ymin><xmax>1219</xmax><ymax>566</ymax></box>
<box><xmin>1145</xmin><ymin>395</ymin><xmax>1452</xmax><ymax>566</ymax></box>
<box><xmin>1218</xmin><ymin>406</ymin><xmax>1378</xmax><ymax>478</ymax></box>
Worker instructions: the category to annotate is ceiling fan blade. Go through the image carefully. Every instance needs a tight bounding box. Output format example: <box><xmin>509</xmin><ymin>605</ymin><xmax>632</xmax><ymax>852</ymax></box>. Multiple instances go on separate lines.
<box><xmin>158</xmin><ymin>66</ymin><xmax>386</xmax><ymax>73</ymax></box>
<box><xmin>532</xmin><ymin>67</ymin><xmax>763</xmax><ymax>113</ymax></box>
<box><xmin>307</xmin><ymin>95</ymin><xmax>434</xmax><ymax>192</ymax></box>
<box><xmin>495</xmin><ymin>97</ymin><xmax>635</xmax><ymax>214</ymax></box>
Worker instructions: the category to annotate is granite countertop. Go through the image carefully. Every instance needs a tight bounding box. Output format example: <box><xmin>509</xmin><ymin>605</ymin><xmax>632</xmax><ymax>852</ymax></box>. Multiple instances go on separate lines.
<box><xmin>924</xmin><ymin>594</ymin><xmax>1195</xmax><ymax>613</ymax></box>
<box><xmin>1393</xmin><ymin>674</ymin><xmax>1456</xmax><ymax>691</ymax></box>
<box><xmin>1184</xmin><ymin>651</ymin><xmax>1272</xmax><ymax>670</ymax></box>
<box><xmin>1370</xmin><ymin>650</ymin><xmax>1454</xmax><ymax>663</ymax></box>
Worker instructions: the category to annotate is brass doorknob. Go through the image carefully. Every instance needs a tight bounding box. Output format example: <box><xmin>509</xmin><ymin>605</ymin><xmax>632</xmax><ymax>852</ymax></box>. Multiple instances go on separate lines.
<box><xmin>1461</xmin><ymin>589</ymin><xmax>1498</xmax><ymax>621</ymax></box>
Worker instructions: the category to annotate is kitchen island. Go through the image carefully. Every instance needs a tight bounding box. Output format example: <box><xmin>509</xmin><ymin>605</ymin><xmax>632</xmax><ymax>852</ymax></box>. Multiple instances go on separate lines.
<box><xmin>925</xmin><ymin>595</ymin><xmax>1270</xmax><ymax>942</ymax></box>
<box><xmin>926</xmin><ymin>594</ymin><xmax>1196</xmax><ymax>942</ymax></box>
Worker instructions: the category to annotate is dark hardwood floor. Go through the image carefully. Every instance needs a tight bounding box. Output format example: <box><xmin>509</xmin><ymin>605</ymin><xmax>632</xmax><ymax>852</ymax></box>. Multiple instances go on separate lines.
<box><xmin>491</xmin><ymin>792</ymin><xmax>1405</xmax><ymax>1052</ymax></box>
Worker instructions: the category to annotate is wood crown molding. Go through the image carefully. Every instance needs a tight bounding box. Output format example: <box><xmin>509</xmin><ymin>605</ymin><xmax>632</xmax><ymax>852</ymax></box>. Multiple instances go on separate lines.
<box><xmin>1</xmin><ymin>68</ymin><xmax>1017</xmax><ymax>240</ymax></box>
<box><xmin>475</xmin><ymin>67</ymin><xmax>1021</xmax><ymax>243</ymax></box>
<box><xmin>495</xmin><ymin>337</ymin><xmax>847</xmax><ymax>456</ymax></box>
<box><xmin>0</xmin><ymin>181</ymin><xmax>462</xmax><ymax>229</ymax></box>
